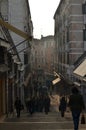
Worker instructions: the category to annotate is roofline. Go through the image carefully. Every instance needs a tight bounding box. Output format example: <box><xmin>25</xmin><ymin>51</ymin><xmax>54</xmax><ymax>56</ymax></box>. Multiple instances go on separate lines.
<box><xmin>53</xmin><ymin>0</ymin><xmax>63</xmax><ymax>19</ymax></box>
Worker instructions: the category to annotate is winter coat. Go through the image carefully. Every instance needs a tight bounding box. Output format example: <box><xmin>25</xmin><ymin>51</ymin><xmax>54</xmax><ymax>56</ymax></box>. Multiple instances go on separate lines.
<box><xmin>59</xmin><ymin>97</ymin><xmax>67</xmax><ymax>111</ymax></box>
<box><xmin>68</xmin><ymin>94</ymin><xmax>85</xmax><ymax>111</ymax></box>
<box><xmin>15</xmin><ymin>99</ymin><xmax>21</xmax><ymax>110</ymax></box>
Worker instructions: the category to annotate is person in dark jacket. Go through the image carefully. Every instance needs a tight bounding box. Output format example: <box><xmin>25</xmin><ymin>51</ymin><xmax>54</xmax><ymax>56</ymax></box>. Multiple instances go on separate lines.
<box><xmin>68</xmin><ymin>86</ymin><xmax>85</xmax><ymax>130</ymax></box>
<box><xmin>44</xmin><ymin>95</ymin><xmax>50</xmax><ymax>114</ymax></box>
<box><xmin>28</xmin><ymin>96</ymin><xmax>35</xmax><ymax>115</ymax></box>
<box><xmin>59</xmin><ymin>96</ymin><xmax>67</xmax><ymax>117</ymax></box>
<box><xmin>14</xmin><ymin>97</ymin><xmax>21</xmax><ymax>118</ymax></box>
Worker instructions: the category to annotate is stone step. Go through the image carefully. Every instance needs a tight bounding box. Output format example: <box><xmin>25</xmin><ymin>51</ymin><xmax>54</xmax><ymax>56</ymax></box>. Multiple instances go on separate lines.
<box><xmin>4</xmin><ymin>112</ymin><xmax>72</xmax><ymax>122</ymax></box>
<box><xmin>1</xmin><ymin>122</ymin><xmax>86</xmax><ymax>130</ymax></box>
<box><xmin>2</xmin><ymin>111</ymin><xmax>86</xmax><ymax>130</ymax></box>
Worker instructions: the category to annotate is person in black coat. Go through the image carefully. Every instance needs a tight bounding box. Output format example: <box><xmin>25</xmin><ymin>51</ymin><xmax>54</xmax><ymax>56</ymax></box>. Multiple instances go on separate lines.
<box><xmin>59</xmin><ymin>96</ymin><xmax>67</xmax><ymax>117</ymax></box>
<box><xmin>14</xmin><ymin>97</ymin><xmax>21</xmax><ymax>118</ymax></box>
<box><xmin>68</xmin><ymin>86</ymin><xmax>85</xmax><ymax>130</ymax></box>
<box><xmin>44</xmin><ymin>95</ymin><xmax>50</xmax><ymax>114</ymax></box>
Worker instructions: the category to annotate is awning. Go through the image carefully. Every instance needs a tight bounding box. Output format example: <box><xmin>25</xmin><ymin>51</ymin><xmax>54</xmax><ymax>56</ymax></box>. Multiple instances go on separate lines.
<box><xmin>83</xmin><ymin>77</ymin><xmax>86</xmax><ymax>82</ymax></box>
<box><xmin>54</xmin><ymin>71</ymin><xmax>60</xmax><ymax>77</ymax></box>
<box><xmin>74</xmin><ymin>81</ymin><xmax>80</xmax><ymax>86</ymax></box>
<box><xmin>52</xmin><ymin>77</ymin><xmax>61</xmax><ymax>85</ymax></box>
<box><xmin>0</xmin><ymin>40</ymin><xmax>10</xmax><ymax>48</ymax></box>
<box><xmin>12</xmin><ymin>55</ymin><xmax>21</xmax><ymax>64</ymax></box>
<box><xmin>73</xmin><ymin>59</ymin><xmax>86</xmax><ymax>77</ymax></box>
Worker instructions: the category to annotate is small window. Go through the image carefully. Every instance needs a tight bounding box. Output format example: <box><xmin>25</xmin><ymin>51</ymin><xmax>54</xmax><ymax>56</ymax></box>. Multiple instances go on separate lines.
<box><xmin>83</xmin><ymin>29</ymin><xmax>86</xmax><ymax>41</ymax></box>
<box><xmin>67</xmin><ymin>29</ymin><xmax>69</xmax><ymax>42</ymax></box>
<box><xmin>24</xmin><ymin>53</ymin><xmax>28</xmax><ymax>64</ymax></box>
<box><xmin>0</xmin><ymin>46</ymin><xmax>5</xmax><ymax>64</ymax></box>
<box><xmin>82</xmin><ymin>3</ymin><xmax>86</xmax><ymax>14</ymax></box>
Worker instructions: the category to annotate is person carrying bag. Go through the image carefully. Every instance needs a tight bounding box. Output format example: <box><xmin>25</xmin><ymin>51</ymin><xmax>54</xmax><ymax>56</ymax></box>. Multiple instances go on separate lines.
<box><xmin>81</xmin><ymin>113</ymin><xmax>85</xmax><ymax>124</ymax></box>
<box><xmin>68</xmin><ymin>86</ymin><xmax>85</xmax><ymax>130</ymax></box>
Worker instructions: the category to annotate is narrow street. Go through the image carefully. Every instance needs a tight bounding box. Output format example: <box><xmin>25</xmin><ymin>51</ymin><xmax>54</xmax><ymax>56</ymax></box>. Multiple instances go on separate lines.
<box><xmin>0</xmin><ymin>99</ymin><xmax>86</xmax><ymax>130</ymax></box>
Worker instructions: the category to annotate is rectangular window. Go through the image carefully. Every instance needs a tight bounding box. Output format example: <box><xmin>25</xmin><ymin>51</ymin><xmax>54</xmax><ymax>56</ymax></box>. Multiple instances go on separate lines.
<box><xmin>24</xmin><ymin>53</ymin><xmax>28</xmax><ymax>64</ymax></box>
<box><xmin>0</xmin><ymin>46</ymin><xmax>5</xmax><ymax>64</ymax></box>
<box><xmin>67</xmin><ymin>53</ymin><xmax>69</xmax><ymax>64</ymax></box>
<box><xmin>67</xmin><ymin>30</ymin><xmax>69</xmax><ymax>42</ymax></box>
<box><xmin>82</xmin><ymin>3</ymin><xmax>86</xmax><ymax>14</ymax></box>
<box><xmin>83</xmin><ymin>29</ymin><xmax>86</xmax><ymax>41</ymax></box>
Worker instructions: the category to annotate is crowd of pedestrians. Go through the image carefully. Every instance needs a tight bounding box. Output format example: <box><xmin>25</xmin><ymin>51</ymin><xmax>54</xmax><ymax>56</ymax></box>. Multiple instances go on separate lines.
<box><xmin>25</xmin><ymin>94</ymin><xmax>50</xmax><ymax>115</ymax></box>
<box><xmin>14</xmin><ymin>85</ymin><xmax>85</xmax><ymax>130</ymax></box>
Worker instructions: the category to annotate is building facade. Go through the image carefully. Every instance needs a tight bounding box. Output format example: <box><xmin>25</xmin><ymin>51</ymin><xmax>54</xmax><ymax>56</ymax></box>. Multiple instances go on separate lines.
<box><xmin>0</xmin><ymin>0</ymin><xmax>33</xmax><ymax>117</ymax></box>
<box><xmin>25</xmin><ymin>35</ymin><xmax>55</xmax><ymax>97</ymax></box>
<box><xmin>54</xmin><ymin>0</ymin><xmax>86</xmax><ymax>83</ymax></box>
<box><xmin>31</xmin><ymin>36</ymin><xmax>55</xmax><ymax>74</ymax></box>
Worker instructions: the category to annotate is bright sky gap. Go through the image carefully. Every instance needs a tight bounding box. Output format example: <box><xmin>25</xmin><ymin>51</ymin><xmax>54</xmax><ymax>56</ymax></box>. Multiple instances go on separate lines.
<box><xmin>29</xmin><ymin>0</ymin><xmax>60</xmax><ymax>39</ymax></box>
